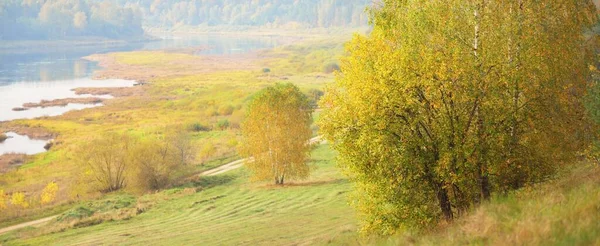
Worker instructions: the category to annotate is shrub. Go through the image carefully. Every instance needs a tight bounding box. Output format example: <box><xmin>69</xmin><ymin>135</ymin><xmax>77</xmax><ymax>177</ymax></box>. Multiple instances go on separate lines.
<box><xmin>57</xmin><ymin>206</ymin><xmax>94</xmax><ymax>222</ymax></box>
<box><xmin>217</xmin><ymin>119</ymin><xmax>230</xmax><ymax>130</ymax></box>
<box><xmin>76</xmin><ymin>134</ymin><xmax>133</xmax><ymax>193</ymax></box>
<box><xmin>262</xmin><ymin>68</ymin><xmax>271</xmax><ymax>73</ymax></box>
<box><xmin>44</xmin><ymin>141</ymin><xmax>54</xmax><ymax>150</ymax></box>
<box><xmin>0</xmin><ymin>133</ymin><xmax>7</xmax><ymax>143</ymax></box>
<box><xmin>10</xmin><ymin>192</ymin><xmax>29</xmax><ymax>209</ymax></box>
<box><xmin>218</xmin><ymin>105</ymin><xmax>235</xmax><ymax>116</ymax></box>
<box><xmin>189</xmin><ymin>122</ymin><xmax>211</xmax><ymax>132</ymax></box>
<box><xmin>199</xmin><ymin>142</ymin><xmax>216</xmax><ymax>163</ymax></box>
<box><xmin>41</xmin><ymin>182</ymin><xmax>59</xmax><ymax>205</ymax></box>
<box><xmin>323</xmin><ymin>62</ymin><xmax>340</xmax><ymax>73</ymax></box>
<box><xmin>129</xmin><ymin>137</ymin><xmax>183</xmax><ymax>193</ymax></box>
<box><xmin>226</xmin><ymin>138</ymin><xmax>238</xmax><ymax>148</ymax></box>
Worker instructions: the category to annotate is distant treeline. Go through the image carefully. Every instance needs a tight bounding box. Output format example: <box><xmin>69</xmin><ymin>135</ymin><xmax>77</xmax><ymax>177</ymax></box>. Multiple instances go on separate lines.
<box><xmin>0</xmin><ymin>0</ymin><xmax>144</xmax><ymax>40</ymax></box>
<box><xmin>1</xmin><ymin>0</ymin><xmax>372</xmax><ymax>41</ymax></box>
<box><xmin>111</xmin><ymin>0</ymin><xmax>372</xmax><ymax>29</ymax></box>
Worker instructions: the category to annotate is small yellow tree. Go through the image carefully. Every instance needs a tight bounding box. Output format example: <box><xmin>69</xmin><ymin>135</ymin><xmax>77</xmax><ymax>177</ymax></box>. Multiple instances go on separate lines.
<box><xmin>0</xmin><ymin>190</ymin><xmax>7</xmax><ymax>210</ymax></box>
<box><xmin>11</xmin><ymin>192</ymin><xmax>29</xmax><ymax>209</ymax></box>
<box><xmin>241</xmin><ymin>83</ymin><xmax>313</xmax><ymax>185</ymax></box>
<box><xmin>41</xmin><ymin>182</ymin><xmax>59</xmax><ymax>205</ymax></box>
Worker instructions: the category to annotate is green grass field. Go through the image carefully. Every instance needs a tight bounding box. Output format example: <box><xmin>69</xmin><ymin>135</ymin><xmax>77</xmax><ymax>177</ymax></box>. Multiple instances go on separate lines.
<box><xmin>2</xmin><ymin>144</ymin><xmax>359</xmax><ymax>245</ymax></box>
<box><xmin>5</xmin><ymin>146</ymin><xmax>599</xmax><ymax>246</ymax></box>
<box><xmin>0</xmin><ymin>38</ymin><xmax>344</xmax><ymax>224</ymax></box>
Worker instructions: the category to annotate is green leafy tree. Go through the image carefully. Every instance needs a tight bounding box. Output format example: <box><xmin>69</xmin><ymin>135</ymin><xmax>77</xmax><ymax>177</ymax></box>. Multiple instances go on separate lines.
<box><xmin>320</xmin><ymin>0</ymin><xmax>597</xmax><ymax>234</ymax></box>
<box><xmin>241</xmin><ymin>83</ymin><xmax>313</xmax><ymax>185</ymax></box>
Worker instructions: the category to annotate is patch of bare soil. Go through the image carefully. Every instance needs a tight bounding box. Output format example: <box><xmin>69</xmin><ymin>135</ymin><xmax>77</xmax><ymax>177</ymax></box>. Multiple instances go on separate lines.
<box><xmin>0</xmin><ymin>154</ymin><xmax>27</xmax><ymax>173</ymax></box>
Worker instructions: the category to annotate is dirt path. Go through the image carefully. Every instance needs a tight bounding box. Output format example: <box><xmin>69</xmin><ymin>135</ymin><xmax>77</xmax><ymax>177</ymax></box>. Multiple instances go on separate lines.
<box><xmin>0</xmin><ymin>216</ymin><xmax>58</xmax><ymax>235</ymax></box>
<box><xmin>0</xmin><ymin>136</ymin><xmax>325</xmax><ymax>235</ymax></box>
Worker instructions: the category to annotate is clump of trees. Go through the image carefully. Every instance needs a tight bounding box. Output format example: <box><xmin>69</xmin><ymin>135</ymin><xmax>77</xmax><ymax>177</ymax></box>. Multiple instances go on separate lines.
<box><xmin>120</xmin><ymin>0</ymin><xmax>370</xmax><ymax>29</ymax></box>
<box><xmin>320</xmin><ymin>0</ymin><xmax>598</xmax><ymax>234</ymax></box>
<box><xmin>241</xmin><ymin>83</ymin><xmax>313</xmax><ymax>185</ymax></box>
<box><xmin>77</xmin><ymin>131</ymin><xmax>195</xmax><ymax>194</ymax></box>
<box><xmin>0</xmin><ymin>0</ymin><xmax>143</xmax><ymax>40</ymax></box>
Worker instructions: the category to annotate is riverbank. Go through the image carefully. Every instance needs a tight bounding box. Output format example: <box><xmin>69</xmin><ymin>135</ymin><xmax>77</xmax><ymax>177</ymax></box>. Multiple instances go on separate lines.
<box><xmin>84</xmin><ymin>50</ymin><xmax>261</xmax><ymax>82</ymax></box>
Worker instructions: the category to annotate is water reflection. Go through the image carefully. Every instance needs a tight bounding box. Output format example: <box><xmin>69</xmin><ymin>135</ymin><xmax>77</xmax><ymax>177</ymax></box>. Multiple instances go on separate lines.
<box><xmin>0</xmin><ymin>35</ymin><xmax>284</xmax><ymax>84</ymax></box>
<box><xmin>0</xmin><ymin>78</ymin><xmax>136</xmax><ymax>122</ymax></box>
<box><xmin>0</xmin><ymin>132</ymin><xmax>49</xmax><ymax>155</ymax></box>
<box><xmin>0</xmin><ymin>35</ymin><xmax>286</xmax><ymax>122</ymax></box>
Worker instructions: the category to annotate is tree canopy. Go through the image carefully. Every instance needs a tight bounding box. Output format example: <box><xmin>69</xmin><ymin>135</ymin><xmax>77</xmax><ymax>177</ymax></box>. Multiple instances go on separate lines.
<box><xmin>320</xmin><ymin>0</ymin><xmax>598</xmax><ymax>234</ymax></box>
<box><xmin>0</xmin><ymin>0</ymin><xmax>144</xmax><ymax>40</ymax></box>
<box><xmin>241</xmin><ymin>83</ymin><xmax>313</xmax><ymax>185</ymax></box>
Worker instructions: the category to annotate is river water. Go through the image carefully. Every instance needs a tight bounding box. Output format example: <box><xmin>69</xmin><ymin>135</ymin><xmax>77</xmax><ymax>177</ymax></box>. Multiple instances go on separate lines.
<box><xmin>0</xmin><ymin>35</ymin><xmax>283</xmax><ymax>155</ymax></box>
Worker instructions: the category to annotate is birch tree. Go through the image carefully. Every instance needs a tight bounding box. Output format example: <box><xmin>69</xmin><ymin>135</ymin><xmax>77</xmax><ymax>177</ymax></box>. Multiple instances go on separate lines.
<box><xmin>241</xmin><ymin>83</ymin><xmax>313</xmax><ymax>185</ymax></box>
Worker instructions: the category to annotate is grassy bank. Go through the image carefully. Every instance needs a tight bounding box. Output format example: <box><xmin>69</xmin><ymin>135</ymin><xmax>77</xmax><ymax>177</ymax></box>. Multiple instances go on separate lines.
<box><xmin>5</xmin><ymin>143</ymin><xmax>599</xmax><ymax>245</ymax></box>
<box><xmin>324</xmin><ymin>162</ymin><xmax>600</xmax><ymax>246</ymax></box>
<box><xmin>410</xmin><ymin>162</ymin><xmax>600</xmax><ymax>246</ymax></box>
<box><xmin>2</xmin><ymin>144</ymin><xmax>358</xmax><ymax>245</ymax></box>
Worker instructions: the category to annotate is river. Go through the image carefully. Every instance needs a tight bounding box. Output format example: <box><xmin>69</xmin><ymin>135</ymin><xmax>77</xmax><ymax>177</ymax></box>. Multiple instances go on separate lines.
<box><xmin>0</xmin><ymin>35</ymin><xmax>284</xmax><ymax>155</ymax></box>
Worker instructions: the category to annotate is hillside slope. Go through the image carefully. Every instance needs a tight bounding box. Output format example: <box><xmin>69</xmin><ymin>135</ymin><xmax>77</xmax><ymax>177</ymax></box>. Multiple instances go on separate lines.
<box><xmin>375</xmin><ymin>163</ymin><xmax>600</xmax><ymax>245</ymax></box>
<box><xmin>1</xmin><ymin>144</ymin><xmax>358</xmax><ymax>245</ymax></box>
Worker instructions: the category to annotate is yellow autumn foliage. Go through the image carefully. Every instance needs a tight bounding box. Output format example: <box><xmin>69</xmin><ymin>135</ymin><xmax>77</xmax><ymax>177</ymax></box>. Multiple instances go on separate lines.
<box><xmin>0</xmin><ymin>189</ymin><xmax>7</xmax><ymax>210</ymax></box>
<box><xmin>11</xmin><ymin>192</ymin><xmax>29</xmax><ymax>209</ymax></box>
<box><xmin>41</xmin><ymin>182</ymin><xmax>59</xmax><ymax>205</ymax></box>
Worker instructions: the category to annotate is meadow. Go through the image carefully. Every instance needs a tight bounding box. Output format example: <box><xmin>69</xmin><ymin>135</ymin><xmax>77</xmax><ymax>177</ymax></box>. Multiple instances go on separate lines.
<box><xmin>2</xmin><ymin>145</ymin><xmax>599</xmax><ymax>245</ymax></box>
<box><xmin>0</xmin><ymin>37</ymin><xmax>345</xmax><ymax>226</ymax></box>
<box><xmin>1</xmin><ymin>144</ymin><xmax>359</xmax><ymax>245</ymax></box>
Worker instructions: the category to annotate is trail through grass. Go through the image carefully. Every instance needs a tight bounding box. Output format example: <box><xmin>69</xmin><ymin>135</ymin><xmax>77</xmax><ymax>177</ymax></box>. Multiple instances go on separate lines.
<box><xmin>3</xmin><ymin>144</ymin><xmax>358</xmax><ymax>245</ymax></box>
